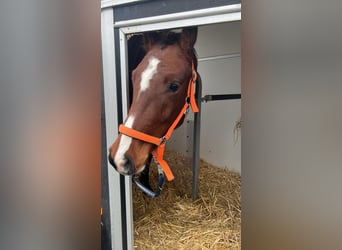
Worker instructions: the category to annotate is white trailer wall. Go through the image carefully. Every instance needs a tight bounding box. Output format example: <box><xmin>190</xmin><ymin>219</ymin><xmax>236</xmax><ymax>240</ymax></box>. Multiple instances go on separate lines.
<box><xmin>168</xmin><ymin>21</ymin><xmax>241</xmax><ymax>173</ymax></box>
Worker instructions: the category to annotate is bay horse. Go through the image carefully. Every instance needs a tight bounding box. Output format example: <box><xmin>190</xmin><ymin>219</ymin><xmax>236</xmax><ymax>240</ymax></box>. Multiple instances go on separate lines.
<box><xmin>108</xmin><ymin>27</ymin><xmax>199</xmax><ymax>195</ymax></box>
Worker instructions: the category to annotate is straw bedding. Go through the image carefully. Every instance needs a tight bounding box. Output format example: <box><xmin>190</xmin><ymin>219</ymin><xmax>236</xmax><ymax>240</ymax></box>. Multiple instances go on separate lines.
<box><xmin>133</xmin><ymin>150</ymin><xmax>241</xmax><ymax>249</ymax></box>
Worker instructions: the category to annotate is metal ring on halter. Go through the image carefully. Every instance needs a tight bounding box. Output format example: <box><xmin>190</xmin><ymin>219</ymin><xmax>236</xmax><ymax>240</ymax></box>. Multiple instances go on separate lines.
<box><xmin>132</xmin><ymin>166</ymin><xmax>164</xmax><ymax>198</ymax></box>
<box><xmin>160</xmin><ymin>136</ymin><xmax>167</xmax><ymax>145</ymax></box>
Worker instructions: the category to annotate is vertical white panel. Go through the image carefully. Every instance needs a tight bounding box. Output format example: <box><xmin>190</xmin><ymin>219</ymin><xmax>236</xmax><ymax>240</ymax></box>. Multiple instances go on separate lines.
<box><xmin>101</xmin><ymin>8</ymin><xmax>123</xmax><ymax>250</ymax></box>
<box><xmin>198</xmin><ymin>57</ymin><xmax>241</xmax><ymax>173</ymax></box>
<box><xmin>196</xmin><ymin>22</ymin><xmax>241</xmax><ymax>173</ymax></box>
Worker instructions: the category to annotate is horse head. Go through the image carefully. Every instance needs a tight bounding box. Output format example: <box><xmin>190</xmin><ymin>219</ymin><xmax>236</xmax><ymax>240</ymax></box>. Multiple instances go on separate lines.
<box><xmin>109</xmin><ymin>27</ymin><xmax>198</xmax><ymax>176</ymax></box>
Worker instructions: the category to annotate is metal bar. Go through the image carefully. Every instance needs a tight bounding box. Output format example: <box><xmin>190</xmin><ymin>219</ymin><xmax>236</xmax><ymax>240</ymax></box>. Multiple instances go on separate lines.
<box><xmin>101</xmin><ymin>0</ymin><xmax>148</xmax><ymax>9</ymax></box>
<box><xmin>119</xmin><ymin>31</ymin><xmax>129</xmax><ymax>123</ymax></box>
<box><xmin>101</xmin><ymin>8</ymin><xmax>123</xmax><ymax>250</ymax></box>
<box><xmin>192</xmin><ymin>73</ymin><xmax>202</xmax><ymax>200</ymax></box>
<box><xmin>115</xmin><ymin>27</ymin><xmax>128</xmax><ymax>250</ymax></box>
<box><xmin>119</xmin><ymin>29</ymin><xmax>134</xmax><ymax>249</ymax></box>
<box><xmin>120</xmin><ymin>12</ymin><xmax>241</xmax><ymax>34</ymax></box>
<box><xmin>114</xmin><ymin>4</ymin><xmax>241</xmax><ymax>28</ymax></box>
<box><xmin>101</xmin><ymin>63</ymin><xmax>111</xmax><ymax>250</ymax></box>
<box><xmin>198</xmin><ymin>53</ymin><xmax>240</xmax><ymax>62</ymax></box>
<box><xmin>201</xmin><ymin>94</ymin><xmax>241</xmax><ymax>102</ymax></box>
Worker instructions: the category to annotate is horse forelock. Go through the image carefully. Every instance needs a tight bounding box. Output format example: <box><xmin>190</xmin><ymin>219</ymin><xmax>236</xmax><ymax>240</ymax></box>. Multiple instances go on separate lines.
<box><xmin>145</xmin><ymin>30</ymin><xmax>197</xmax><ymax>67</ymax></box>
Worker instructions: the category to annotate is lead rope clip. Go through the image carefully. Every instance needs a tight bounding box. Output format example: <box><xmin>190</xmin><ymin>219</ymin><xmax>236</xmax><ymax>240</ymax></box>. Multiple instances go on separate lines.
<box><xmin>131</xmin><ymin>157</ymin><xmax>165</xmax><ymax>198</ymax></box>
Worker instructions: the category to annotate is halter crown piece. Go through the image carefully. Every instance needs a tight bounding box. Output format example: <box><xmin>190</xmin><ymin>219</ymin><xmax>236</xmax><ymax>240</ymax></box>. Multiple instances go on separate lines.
<box><xmin>119</xmin><ymin>62</ymin><xmax>199</xmax><ymax>181</ymax></box>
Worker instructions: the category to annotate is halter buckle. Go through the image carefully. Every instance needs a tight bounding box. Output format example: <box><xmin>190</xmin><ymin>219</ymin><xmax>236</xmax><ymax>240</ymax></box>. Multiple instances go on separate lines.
<box><xmin>160</xmin><ymin>136</ymin><xmax>167</xmax><ymax>145</ymax></box>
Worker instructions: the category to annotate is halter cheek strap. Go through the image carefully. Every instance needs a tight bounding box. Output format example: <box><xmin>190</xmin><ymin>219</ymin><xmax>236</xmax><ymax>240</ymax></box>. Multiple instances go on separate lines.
<box><xmin>119</xmin><ymin>63</ymin><xmax>199</xmax><ymax>181</ymax></box>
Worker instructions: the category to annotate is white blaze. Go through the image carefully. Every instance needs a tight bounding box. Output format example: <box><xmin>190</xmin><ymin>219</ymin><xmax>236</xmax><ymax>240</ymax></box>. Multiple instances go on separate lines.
<box><xmin>114</xmin><ymin>116</ymin><xmax>135</xmax><ymax>171</ymax></box>
<box><xmin>139</xmin><ymin>57</ymin><xmax>160</xmax><ymax>94</ymax></box>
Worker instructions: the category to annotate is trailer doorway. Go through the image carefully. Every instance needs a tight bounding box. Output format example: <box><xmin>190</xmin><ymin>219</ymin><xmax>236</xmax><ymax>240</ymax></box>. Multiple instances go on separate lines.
<box><xmin>101</xmin><ymin>1</ymin><xmax>241</xmax><ymax>249</ymax></box>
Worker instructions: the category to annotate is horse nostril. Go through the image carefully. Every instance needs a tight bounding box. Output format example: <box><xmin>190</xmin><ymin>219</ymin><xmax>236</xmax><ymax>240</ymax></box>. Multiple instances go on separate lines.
<box><xmin>123</xmin><ymin>156</ymin><xmax>135</xmax><ymax>175</ymax></box>
<box><xmin>108</xmin><ymin>154</ymin><xmax>116</xmax><ymax>168</ymax></box>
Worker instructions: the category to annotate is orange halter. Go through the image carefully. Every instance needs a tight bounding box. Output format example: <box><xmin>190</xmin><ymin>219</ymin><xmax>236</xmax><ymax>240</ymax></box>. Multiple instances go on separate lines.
<box><xmin>119</xmin><ymin>63</ymin><xmax>199</xmax><ymax>181</ymax></box>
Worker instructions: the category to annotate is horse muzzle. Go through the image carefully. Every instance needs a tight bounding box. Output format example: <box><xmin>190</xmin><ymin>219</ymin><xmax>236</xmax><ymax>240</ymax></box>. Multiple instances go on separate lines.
<box><xmin>108</xmin><ymin>153</ymin><xmax>135</xmax><ymax>176</ymax></box>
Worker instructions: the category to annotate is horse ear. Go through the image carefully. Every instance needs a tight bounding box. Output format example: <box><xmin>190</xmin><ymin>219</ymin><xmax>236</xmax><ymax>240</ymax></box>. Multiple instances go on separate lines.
<box><xmin>179</xmin><ymin>27</ymin><xmax>198</xmax><ymax>50</ymax></box>
<box><xmin>142</xmin><ymin>31</ymin><xmax>160</xmax><ymax>52</ymax></box>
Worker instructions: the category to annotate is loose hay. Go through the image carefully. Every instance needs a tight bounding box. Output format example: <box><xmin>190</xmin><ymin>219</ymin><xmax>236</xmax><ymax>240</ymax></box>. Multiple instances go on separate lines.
<box><xmin>133</xmin><ymin>150</ymin><xmax>241</xmax><ymax>249</ymax></box>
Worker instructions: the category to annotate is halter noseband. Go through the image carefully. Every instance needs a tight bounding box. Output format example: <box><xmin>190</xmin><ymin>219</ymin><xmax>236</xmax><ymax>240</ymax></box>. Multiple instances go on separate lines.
<box><xmin>119</xmin><ymin>62</ymin><xmax>199</xmax><ymax>182</ymax></box>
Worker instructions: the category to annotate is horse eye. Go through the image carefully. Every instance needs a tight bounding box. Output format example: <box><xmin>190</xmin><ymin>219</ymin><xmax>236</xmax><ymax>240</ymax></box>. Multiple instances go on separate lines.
<box><xmin>169</xmin><ymin>82</ymin><xmax>180</xmax><ymax>92</ymax></box>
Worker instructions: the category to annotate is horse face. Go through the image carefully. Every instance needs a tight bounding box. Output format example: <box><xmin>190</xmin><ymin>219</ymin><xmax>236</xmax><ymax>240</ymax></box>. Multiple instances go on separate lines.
<box><xmin>109</xmin><ymin>28</ymin><xmax>197</xmax><ymax>176</ymax></box>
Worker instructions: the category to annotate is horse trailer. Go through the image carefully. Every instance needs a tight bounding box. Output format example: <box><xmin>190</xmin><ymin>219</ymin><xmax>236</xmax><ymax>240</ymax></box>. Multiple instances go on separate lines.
<box><xmin>101</xmin><ymin>0</ymin><xmax>241</xmax><ymax>249</ymax></box>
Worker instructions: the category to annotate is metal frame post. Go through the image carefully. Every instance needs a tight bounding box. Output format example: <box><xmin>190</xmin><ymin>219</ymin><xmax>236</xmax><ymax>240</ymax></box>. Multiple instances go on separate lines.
<box><xmin>192</xmin><ymin>74</ymin><xmax>202</xmax><ymax>200</ymax></box>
